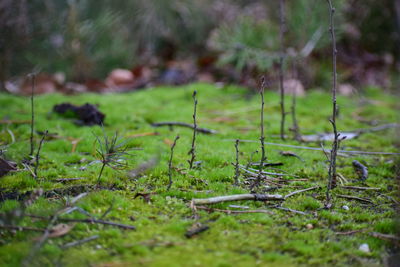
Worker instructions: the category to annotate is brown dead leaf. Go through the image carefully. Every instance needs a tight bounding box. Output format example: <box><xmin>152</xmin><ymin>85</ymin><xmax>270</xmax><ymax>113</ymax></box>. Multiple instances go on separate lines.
<box><xmin>48</xmin><ymin>223</ymin><xmax>75</xmax><ymax>238</ymax></box>
<box><xmin>134</xmin><ymin>192</ymin><xmax>155</xmax><ymax>203</ymax></box>
<box><xmin>0</xmin><ymin>158</ymin><xmax>17</xmax><ymax>177</ymax></box>
<box><xmin>163</xmin><ymin>138</ymin><xmax>173</xmax><ymax>146</ymax></box>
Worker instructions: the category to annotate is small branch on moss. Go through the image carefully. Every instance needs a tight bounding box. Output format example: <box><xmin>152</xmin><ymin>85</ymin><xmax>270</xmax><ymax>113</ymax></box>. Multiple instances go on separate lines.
<box><xmin>185</xmin><ymin>224</ymin><xmax>209</xmax><ymax>238</ymax></box>
<box><xmin>167</xmin><ymin>135</ymin><xmax>180</xmax><ymax>190</ymax></box>
<box><xmin>54</xmin><ymin>177</ymin><xmax>86</xmax><ymax>183</ymax></box>
<box><xmin>188</xmin><ymin>90</ymin><xmax>198</xmax><ymax>169</ymax></box>
<box><xmin>61</xmin><ymin>235</ymin><xmax>99</xmax><ymax>249</ymax></box>
<box><xmin>340</xmin><ymin>186</ymin><xmax>380</xmax><ymax>191</ymax></box>
<box><xmin>336</xmin><ymin>194</ymin><xmax>373</xmax><ymax>204</ymax></box>
<box><xmin>233</xmin><ymin>139</ymin><xmax>240</xmax><ymax>185</ymax></box>
<box><xmin>151</xmin><ymin>122</ymin><xmax>217</xmax><ymax>134</ymax></box>
<box><xmin>26</xmin><ymin>214</ymin><xmax>136</xmax><ymax>230</ymax></box>
<box><xmin>284</xmin><ymin>186</ymin><xmax>320</xmax><ymax>199</ymax></box>
<box><xmin>191</xmin><ymin>193</ymin><xmax>283</xmax><ymax>205</ymax></box>
<box><xmin>279</xmin><ymin>0</ymin><xmax>287</xmax><ymax>140</ymax></box>
<box><xmin>0</xmin><ymin>225</ymin><xmax>45</xmax><ymax>232</ymax></box>
<box><xmin>196</xmin><ymin>206</ymin><xmax>274</xmax><ymax>215</ymax></box>
<box><xmin>368</xmin><ymin>232</ymin><xmax>400</xmax><ymax>247</ymax></box>
<box><xmin>29</xmin><ymin>73</ymin><xmax>36</xmax><ymax>157</ymax></box>
<box><xmin>251</xmin><ymin>77</ymin><xmax>267</xmax><ymax>191</ymax></box>
<box><xmin>273</xmin><ymin>206</ymin><xmax>308</xmax><ymax>215</ymax></box>
<box><xmin>335</xmin><ymin>229</ymin><xmax>369</xmax><ymax>235</ymax></box>
<box><xmin>352</xmin><ymin>160</ymin><xmax>368</xmax><ymax>181</ymax></box>
<box><xmin>34</xmin><ymin>130</ymin><xmax>48</xmax><ymax>178</ymax></box>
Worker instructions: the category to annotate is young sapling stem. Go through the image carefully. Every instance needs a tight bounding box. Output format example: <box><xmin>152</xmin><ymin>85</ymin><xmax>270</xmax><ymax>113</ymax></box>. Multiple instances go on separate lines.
<box><xmin>167</xmin><ymin>135</ymin><xmax>180</xmax><ymax>190</ymax></box>
<box><xmin>291</xmin><ymin>86</ymin><xmax>301</xmax><ymax>141</ymax></box>
<box><xmin>278</xmin><ymin>0</ymin><xmax>287</xmax><ymax>140</ymax></box>
<box><xmin>29</xmin><ymin>74</ymin><xmax>36</xmax><ymax>157</ymax></box>
<box><xmin>188</xmin><ymin>90</ymin><xmax>198</xmax><ymax>169</ymax></box>
<box><xmin>233</xmin><ymin>139</ymin><xmax>240</xmax><ymax>185</ymax></box>
<box><xmin>326</xmin><ymin>0</ymin><xmax>340</xmax><ymax>204</ymax></box>
<box><xmin>251</xmin><ymin>77</ymin><xmax>267</xmax><ymax>191</ymax></box>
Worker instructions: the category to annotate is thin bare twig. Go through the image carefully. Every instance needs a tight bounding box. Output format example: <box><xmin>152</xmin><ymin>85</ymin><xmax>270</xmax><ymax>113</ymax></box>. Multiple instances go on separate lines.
<box><xmin>284</xmin><ymin>186</ymin><xmax>320</xmax><ymax>199</ymax></box>
<box><xmin>167</xmin><ymin>135</ymin><xmax>180</xmax><ymax>190</ymax></box>
<box><xmin>279</xmin><ymin>0</ymin><xmax>287</xmax><ymax>140</ymax></box>
<box><xmin>61</xmin><ymin>235</ymin><xmax>99</xmax><ymax>249</ymax></box>
<box><xmin>34</xmin><ymin>130</ymin><xmax>48</xmax><ymax>178</ymax></box>
<box><xmin>188</xmin><ymin>91</ymin><xmax>198</xmax><ymax>169</ymax></box>
<box><xmin>274</xmin><ymin>206</ymin><xmax>308</xmax><ymax>215</ymax></box>
<box><xmin>233</xmin><ymin>139</ymin><xmax>240</xmax><ymax>185</ymax></box>
<box><xmin>251</xmin><ymin>77</ymin><xmax>267</xmax><ymax>191</ymax></box>
<box><xmin>226</xmin><ymin>139</ymin><xmax>400</xmax><ymax>155</ymax></box>
<box><xmin>340</xmin><ymin>186</ymin><xmax>380</xmax><ymax>191</ymax></box>
<box><xmin>0</xmin><ymin>225</ymin><xmax>45</xmax><ymax>232</ymax></box>
<box><xmin>196</xmin><ymin>206</ymin><xmax>274</xmax><ymax>215</ymax></box>
<box><xmin>336</xmin><ymin>194</ymin><xmax>373</xmax><ymax>204</ymax></box>
<box><xmin>326</xmin><ymin>0</ymin><xmax>340</xmax><ymax>203</ymax></box>
<box><xmin>151</xmin><ymin>122</ymin><xmax>216</xmax><ymax>134</ymax></box>
<box><xmin>26</xmin><ymin>214</ymin><xmax>136</xmax><ymax>230</ymax></box>
<box><xmin>191</xmin><ymin>193</ymin><xmax>283</xmax><ymax>205</ymax></box>
<box><xmin>29</xmin><ymin>73</ymin><xmax>35</xmax><ymax>157</ymax></box>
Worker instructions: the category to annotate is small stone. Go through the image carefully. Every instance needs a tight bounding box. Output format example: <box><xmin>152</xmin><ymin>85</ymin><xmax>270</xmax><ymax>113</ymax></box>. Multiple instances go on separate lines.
<box><xmin>359</xmin><ymin>243</ymin><xmax>370</xmax><ymax>253</ymax></box>
<box><xmin>342</xmin><ymin>205</ymin><xmax>349</xmax><ymax>211</ymax></box>
<box><xmin>306</xmin><ymin>224</ymin><xmax>313</xmax><ymax>229</ymax></box>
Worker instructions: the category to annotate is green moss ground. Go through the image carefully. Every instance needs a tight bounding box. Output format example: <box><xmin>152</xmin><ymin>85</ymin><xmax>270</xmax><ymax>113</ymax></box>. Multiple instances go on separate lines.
<box><xmin>0</xmin><ymin>84</ymin><xmax>398</xmax><ymax>266</ymax></box>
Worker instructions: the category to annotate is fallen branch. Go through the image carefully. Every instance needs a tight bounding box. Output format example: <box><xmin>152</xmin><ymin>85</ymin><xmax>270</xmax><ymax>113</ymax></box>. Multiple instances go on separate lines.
<box><xmin>61</xmin><ymin>235</ymin><xmax>99</xmax><ymax>249</ymax></box>
<box><xmin>191</xmin><ymin>194</ymin><xmax>283</xmax><ymax>205</ymax></box>
<box><xmin>368</xmin><ymin>232</ymin><xmax>400</xmax><ymax>246</ymax></box>
<box><xmin>274</xmin><ymin>206</ymin><xmax>308</xmax><ymax>215</ymax></box>
<box><xmin>341</xmin><ymin>186</ymin><xmax>380</xmax><ymax>191</ymax></box>
<box><xmin>0</xmin><ymin>225</ymin><xmax>45</xmax><ymax>232</ymax></box>
<box><xmin>196</xmin><ymin>206</ymin><xmax>274</xmax><ymax>215</ymax></box>
<box><xmin>335</xmin><ymin>229</ymin><xmax>369</xmax><ymax>235</ymax></box>
<box><xmin>336</xmin><ymin>194</ymin><xmax>373</xmax><ymax>204</ymax></box>
<box><xmin>151</xmin><ymin>122</ymin><xmax>217</xmax><ymax>134</ymax></box>
<box><xmin>26</xmin><ymin>214</ymin><xmax>136</xmax><ymax>230</ymax></box>
<box><xmin>54</xmin><ymin>177</ymin><xmax>86</xmax><ymax>183</ymax></box>
<box><xmin>226</xmin><ymin>139</ymin><xmax>400</xmax><ymax>155</ymax></box>
<box><xmin>352</xmin><ymin>160</ymin><xmax>368</xmax><ymax>181</ymax></box>
<box><xmin>284</xmin><ymin>186</ymin><xmax>320</xmax><ymax>199</ymax></box>
<box><xmin>185</xmin><ymin>224</ymin><xmax>209</xmax><ymax>238</ymax></box>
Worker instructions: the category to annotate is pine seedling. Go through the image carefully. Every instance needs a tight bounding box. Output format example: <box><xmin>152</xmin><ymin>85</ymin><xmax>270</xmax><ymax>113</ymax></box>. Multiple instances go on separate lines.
<box><xmin>95</xmin><ymin>130</ymin><xmax>134</xmax><ymax>184</ymax></box>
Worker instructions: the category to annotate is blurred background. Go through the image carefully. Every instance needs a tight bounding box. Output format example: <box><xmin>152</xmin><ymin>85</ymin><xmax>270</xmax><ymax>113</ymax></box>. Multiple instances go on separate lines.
<box><xmin>1</xmin><ymin>0</ymin><xmax>399</xmax><ymax>94</ymax></box>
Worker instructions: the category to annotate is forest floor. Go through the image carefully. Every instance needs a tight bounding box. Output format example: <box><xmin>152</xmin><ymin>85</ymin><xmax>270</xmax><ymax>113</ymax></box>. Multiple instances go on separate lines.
<box><xmin>0</xmin><ymin>83</ymin><xmax>399</xmax><ymax>266</ymax></box>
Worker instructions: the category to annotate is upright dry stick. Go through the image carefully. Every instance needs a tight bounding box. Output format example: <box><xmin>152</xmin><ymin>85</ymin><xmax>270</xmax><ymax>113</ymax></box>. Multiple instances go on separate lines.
<box><xmin>233</xmin><ymin>139</ymin><xmax>240</xmax><ymax>185</ymax></box>
<box><xmin>291</xmin><ymin>86</ymin><xmax>301</xmax><ymax>141</ymax></box>
<box><xmin>34</xmin><ymin>130</ymin><xmax>48</xmax><ymax>178</ymax></box>
<box><xmin>326</xmin><ymin>0</ymin><xmax>339</xmax><ymax>202</ymax></box>
<box><xmin>188</xmin><ymin>90</ymin><xmax>198</xmax><ymax>169</ymax></box>
<box><xmin>251</xmin><ymin>78</ymin><xmax>267</xmax><ymax>191</ymax></box>
<box><xmin>278</xmin><ymin>0</ymin><xmax>287</xmax><ymax>140</ymax></box>
<box><xmin>167</xmin><ymin>135</ymin><xmax>180</xmax><ymax>190</ymax></box>
<box><xmin>29</xmin><ymin>74</ymin><xmax>36</xmax><ymax>157</ymax></box>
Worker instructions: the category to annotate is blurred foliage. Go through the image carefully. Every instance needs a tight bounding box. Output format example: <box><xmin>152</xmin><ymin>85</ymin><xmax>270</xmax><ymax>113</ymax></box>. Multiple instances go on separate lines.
<box><xmin>208</xmin><ymin>0</ymin><xmax>345</xmax><ymax>73</ymax></box>
<box><xmin>207</xmin><ymin>17</ymin><xmax>279</xmax><ymax>71</ymax></box>
<box><xmin>0</xmin><ymin>0</ymin><xmax>215</xmax><ymax>81</ymax></box>
<box><xmin>0</xmin><ymin>0</ymin><xmax>398</xmax><ymax>87</ymax></box>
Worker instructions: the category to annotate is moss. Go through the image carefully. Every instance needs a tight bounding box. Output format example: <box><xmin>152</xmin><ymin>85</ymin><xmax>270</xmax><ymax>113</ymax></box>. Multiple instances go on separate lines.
<box><xmin>0</xmin><ymin>83</ymin><xmax>398</xmax><ymax>266</ymax></box>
